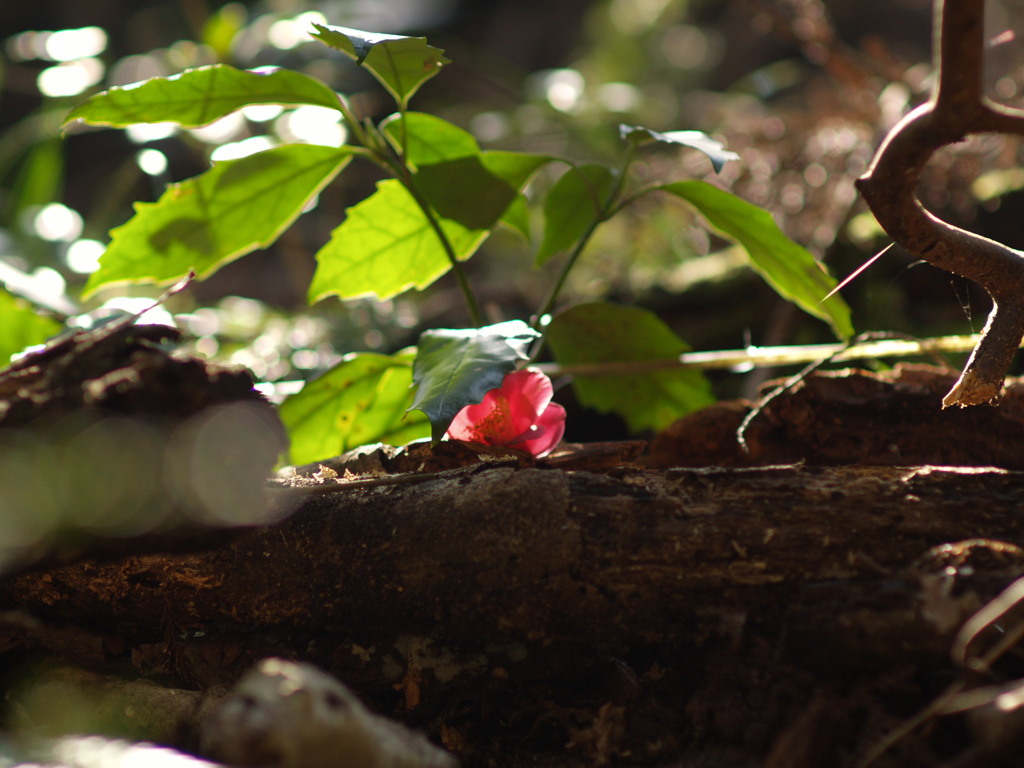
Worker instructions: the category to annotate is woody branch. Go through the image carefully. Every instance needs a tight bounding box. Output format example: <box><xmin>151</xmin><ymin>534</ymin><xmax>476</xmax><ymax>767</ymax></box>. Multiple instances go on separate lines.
<box><xmin>856</xmin><ymin>0</ymin><xmax>1024</xmax><ymax>406</ymax></box>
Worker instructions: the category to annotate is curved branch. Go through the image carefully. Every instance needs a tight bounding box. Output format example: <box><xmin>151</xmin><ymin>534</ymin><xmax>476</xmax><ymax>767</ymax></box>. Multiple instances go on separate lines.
<box><xmin>856</xmin><ymin>0</ymin><xmax>1024</xmax><ymax>406</ymax></box>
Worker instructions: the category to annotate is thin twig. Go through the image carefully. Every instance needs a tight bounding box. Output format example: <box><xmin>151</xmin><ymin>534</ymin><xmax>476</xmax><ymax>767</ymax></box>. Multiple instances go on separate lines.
<box><xmin>855</xmin><ymin>679</ymin><xmax>966</xmax><ymax>768</ymax></box>
<box><xmin>730</xmin><ymin>331</ymin><xmax>931</xmax><ymax>453</ymax></box>
<box><xmin>260</xmin><ymin>332</ymin><xmax>995</xmax><ymax>403</ymax></box>
<box><xmin>531</xmin><ymin>331</ymin><xmax>985</xmax><ymax>378</ymax></box>
<box><xmin>952</xmin><ymin>574</ymin><xmax>1024</xmax><ymax>672</ymax></box>
<box><xmin>857</xmin><ymin>571</ymin><xmax>1024</xmax><ymax>767</ymax></box>
<box><xmin>734</xmin><ymin>337</ymin><xmax>851</xmax><ymax>454</ymax></box>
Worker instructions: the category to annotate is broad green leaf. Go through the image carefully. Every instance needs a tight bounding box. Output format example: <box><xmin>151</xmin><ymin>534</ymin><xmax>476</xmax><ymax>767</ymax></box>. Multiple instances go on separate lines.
<box><xmin>381</xmin><ymin>112</ymin><xmax>479</xmax><ymax>164</ymax></box>
<box><xmin>309</xmin><ymin>150</ymin><xmax>550</xmax><ymax>303</ymax></box>
<box><xmin>0</xmin><ymin>289</ymin><xmax>61</xmax><ymax>365</ymax></box>
<box><xmin>418</xmin><ymin>151</ymin><xmax>550</xmax><ymax>228</ymax></box>
<box><xmin>536</xmin><ymin>164</ymin><xmax>615</xmax><ymax>266</ymax></box>
<box><xmin>311</xmin><ymin>24</ymin><xmax>449</xmax><ymax>109</ymax></box>
<box><xmin>64</xmin><ymin>65</ymin><xmax>341</xmax><ymax>129</ymax></box>
<box><xmin>500</xmin><ymin>194</ymin><xmax>531</xmax><ymax>242</ymax></box>
<box><xmin>382</xmin><ymin>114</ymin><xmax>553</xmax><ymax>226</ymax></box>
<box><xmin>86</xmin><ymin>144</ymin><xmax>352</xmax><ymax>297</ymax></box>
<box><xmin>279</xmin><ymin>350</ymin><xmax>429</xmax><ymax>464</ymax></box>
<box><xmin>310</xmin><ymin>113</ymin><xmax>551</xmax><ymax>302</ymax></box>
<box><xmin>410</xmin><ymin>320</ymin><xmax>539</xmax><ymax>441</ymax></box>
<box><xmin>659</xmin><ymin>180</ymin><xmax>854</xmax><ymax>339</ymax></box>
<box><xmin>546</xmin><ymin>302</ymin><xmax>714</xmax><ymax>433</ymax></box>
<box><xmin>309</xmin><ymin>179</ymin><xmax>459</xmax><ymax>302</ymax></box>
<box><xmin>621</xmin><ymin>124</ymin><xmax>739</xmax><ymax>173</ymax></box>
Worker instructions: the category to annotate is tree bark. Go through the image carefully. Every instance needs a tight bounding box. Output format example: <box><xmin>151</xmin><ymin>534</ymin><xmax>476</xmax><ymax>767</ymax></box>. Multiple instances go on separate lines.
<box><xmin>5</xmin><ymin>462</ymin><xmax>1024</xmax><ymax>647</ymax></box>
<box><xmin>5</xmin><ymin>458</ymin><xmax>1024</xmax><ymax>766</ymax></box>
<box><xmin>6</xmin><ymin>368</ymin><xmax>1024</xmax><ymax>767</ymax></box>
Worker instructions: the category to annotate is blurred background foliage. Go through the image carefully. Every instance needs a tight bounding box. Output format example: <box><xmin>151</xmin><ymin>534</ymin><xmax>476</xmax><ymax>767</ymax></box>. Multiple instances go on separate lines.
<box><xmin>4</xmin><ymin>0</ymin><xmax>1024</xmax><ymax>439</ymax></box>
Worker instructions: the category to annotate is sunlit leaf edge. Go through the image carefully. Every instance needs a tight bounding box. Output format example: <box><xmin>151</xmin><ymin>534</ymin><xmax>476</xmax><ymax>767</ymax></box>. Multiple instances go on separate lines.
<box><xmin>310</xmin><ymin>23</ymin><xmax>450</xmax><ymax>107</ymax></box>
<box><xmin>64</xmin><ymin>64</ymin><xmax>341</xmax><ymax>129</ymax></box>
<box><xmin>620</xmin><ymin>123</ymin><xmax>740</xmax><ymax>173</ymax></box>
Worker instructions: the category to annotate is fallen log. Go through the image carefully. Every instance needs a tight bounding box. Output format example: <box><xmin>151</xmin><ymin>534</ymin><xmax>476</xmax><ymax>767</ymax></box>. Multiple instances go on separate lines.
<box><xmin>5</xmin><ymin>365</ymin><xmax>1024</xmax><ymax>767</ymax></box>
<box><xmin>5</xmin><ymin>461</ymin><xmax>1023</xmax><ymax>648</ymax></box>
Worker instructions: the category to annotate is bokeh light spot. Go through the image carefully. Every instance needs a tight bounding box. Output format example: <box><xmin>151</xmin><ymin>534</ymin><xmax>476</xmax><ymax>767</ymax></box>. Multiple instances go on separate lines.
<box><xmin>65</xmin><ymin>239</ymin><xmax>105</xmax><ymax>274</ymax></box>
<box><xmin>275</xmin><ymin>106</ymin><xmax>345</xmax><ymax>146</ymax></box>
<box><xmin>136</xmin><ymin>148</ymin><xmax>168</xmax><ymax>176</ymax></box>
<box><xmin>44</xmin><ymin>26</ymin><xmax>108</xmax><ymax>62</ymax></box>
<box><xmin>211</xmin><ymin>135</ymin><xmax>277</xmax><ymax>162</ymax></box>
<box><xmin>37</xmin><ymin>58</ymin><xmax>104</xmax><ymax>97</ymax></box>
<box><xmin>32</xmin><ymin>203</ymin><xmax>83</xmax><ymax>242</ymax></box>
<box><xmin>268</xmin><ymin>11</ymin><xmax>327</xmax><ymax>50</ymax></box>
<box><xmin>242</xmin><ymin>104</ymin><xmax>284</xmax><ymax>122</ymax></box>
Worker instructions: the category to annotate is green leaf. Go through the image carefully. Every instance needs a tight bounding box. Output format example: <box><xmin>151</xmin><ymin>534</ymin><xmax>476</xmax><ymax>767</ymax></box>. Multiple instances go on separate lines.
<box><xmin>311</xmin><ymin>24</ymin><xmax>449</xmax><ymax>109</ymax></box>
<box><xmin>383</xmin><ymin>114</ymin><xmax>551</xmax><ymax>232</ymax></box>
<box><xmin>85</xmin><ymin>144</ymin><xmax>353</xmax><ymax>297</ymax></box>
<box><xmin>500</xmin><ymin>194</ymin><xmax>531</xmax><ymax>242</ymax></box>
<box><xmin>418</xmin><ymin>151</ymin><xmax>550</xmax><ymax>228</ymax></box>
<box><xmin>64</xmin><ymin>65</ymin><xmax>341</xmax><ymax>129</ymax></box>
<box><xmin>537</xmin><ymin>164</ymin><xmax>615</xmax><ymax>265</ymax></box>
<box><xmin>278</xmin><ymin>350</ymin><xmax>429</xmax><ymax>464</ymax></box>
<box><xmin>546</xmin><ymin>302</ymin><xmax>714</xmax><ymax>433</ymax></box>
<box><xmin>309</xmin><ymin>122</ymin><xmax>551</xmax><ymax>302</ymax></box>
<box><xmin>309</xmin><ymin>179</ymin><xmax>457</xmax><ymax>302</ymax></box>
<box><xmin>0</xmin><ymin>289</ymin><xmax>61</xmax><ymax>365</ymax></box>
<box><xmin>381</xmin><ymin>111</ymin><xmax>479</xmax><ymax>164</ymax></box>
<box><xmin>409</xmin><ymin>320</ymin><xmax>539</xmax><ymax>442</ymax></box>
<box><xmin>621</xmin><ymin>124</ymin><xmax>739</xmax><ymax>173</ymax></box>
<box><xmin>659</xmin><ymin>180</ymin><xmax>854</xmax><ymax>339</ymax></box>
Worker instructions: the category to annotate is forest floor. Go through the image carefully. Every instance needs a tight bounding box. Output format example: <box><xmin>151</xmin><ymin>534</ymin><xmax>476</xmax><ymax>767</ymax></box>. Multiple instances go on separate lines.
<box><xmin>2</xmin><ymin>349</ymin><xmax>1024</xmax><ymax>768</ymax></box>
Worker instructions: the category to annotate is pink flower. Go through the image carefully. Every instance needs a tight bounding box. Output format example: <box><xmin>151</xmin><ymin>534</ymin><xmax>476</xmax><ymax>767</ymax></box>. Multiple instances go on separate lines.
<box><xmin>446</xmin><ymin>369</ymin><xmax>567</xmax><ymax>457</ymax></box>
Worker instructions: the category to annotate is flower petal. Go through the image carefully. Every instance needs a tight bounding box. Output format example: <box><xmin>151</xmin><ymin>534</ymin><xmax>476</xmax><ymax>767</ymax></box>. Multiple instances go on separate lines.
<box><xmin>445</xmin><ymin>369</ymin><xmax>564</xmax><ymax>455</ymax></box>
<box><xmin>446</xmin><ymin>387</ymin><xmax>510</xmax><ymax>443</ymax></box>
<box><xmin>510</xmin><ymin>402</ymin><xmax>567</xmax><ymax>457</ymax></box>
<box><xmin>502</xmin><ymin>369</ymin><xmax>553</xmax><ymax>423</ymax></box>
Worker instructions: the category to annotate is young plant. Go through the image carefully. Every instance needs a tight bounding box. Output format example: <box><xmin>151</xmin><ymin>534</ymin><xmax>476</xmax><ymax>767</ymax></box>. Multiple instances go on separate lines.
<box><xmin>63</xmin><ymin>24</ymin><xmax>853</xmax><ymax>464</ymax></box>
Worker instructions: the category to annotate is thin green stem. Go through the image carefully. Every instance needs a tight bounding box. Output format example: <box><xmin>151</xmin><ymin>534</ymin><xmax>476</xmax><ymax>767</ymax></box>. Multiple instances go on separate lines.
<box><xmin>382</xmin><ymin>148</ymin><xmax>485</xmax><ymax>328</ymax></box>
<box><xmin>335</xmin><ymin>94</ymin><xmax>371</xmax><ymax>149</ymax></box>
<box><xmin>335</xmin><ymin>102</ymin><xmax>485</xmax><ymax>327</ymax></box>
<box><xmin>533</xmin><ymin>216</ymin><xmax>605</xmax><ymax>328</ymax></box>
<box><xmin>611</xmin><ymin>184</ymin><xmax>661</xmax><ymax>216</ymax></box>
<box><xmin>532</xmin><ymin>145</ymin><xmax>637</xmax><ymax>331</ymax></box>
<box><xmin>258</xmin><ymin>331</ymin><xmax>992</xmax><ymax>402</ymax></box>
<box><xmin>397</xmin><ymin>99</ymin><xmax>410</xmax><ymax>159</ymax></box>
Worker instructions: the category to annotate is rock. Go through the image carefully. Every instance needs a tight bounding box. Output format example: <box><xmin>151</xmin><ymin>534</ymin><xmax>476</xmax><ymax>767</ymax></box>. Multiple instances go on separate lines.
<box><xmin>201</xmin><ymin>659</ymin><xmax>457</xmax><ymax>768</ymax></box>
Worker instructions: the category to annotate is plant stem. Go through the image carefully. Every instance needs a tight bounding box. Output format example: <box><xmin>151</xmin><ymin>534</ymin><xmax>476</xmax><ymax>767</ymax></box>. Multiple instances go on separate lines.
<box><xmin>335</xmin><ymin>94</ymin><xmax>371</xmax><ymax>149</ymax></box>
<box><xmin>533</xmin><ymin>146</ymin><xmax>637</xmax><ymax>329</ymax></box>
<box><xmin>337</xmin><ymin>104</ymin><xmax>485</xmax><ymax>328</ymax></box>
<box><xmin>387</xmin><ymin>157</ymin><xmax>485</xmax><ymax>327</ymax></box>
<box><xmin>612</xmin><ymin>184</ymin><xmax>660</xmax><ymax>216</ymax></box>
<box><xmin>533</xmin><ymin>216</ymin><xmax>604</xmax><ymax>328</ymax></box>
